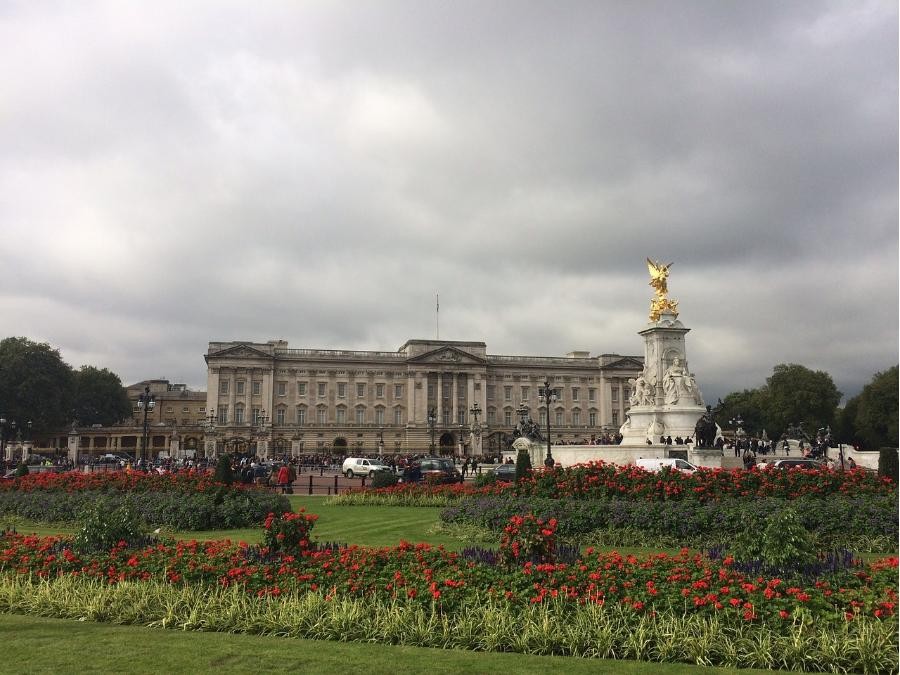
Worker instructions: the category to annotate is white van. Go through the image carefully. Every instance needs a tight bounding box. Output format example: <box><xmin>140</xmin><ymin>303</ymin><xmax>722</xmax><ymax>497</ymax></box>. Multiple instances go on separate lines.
<box><xmin>341</xmin><ymin>457</ymin><xmax>392</xmax><ymax>478</ymax></box>
<box><xmin>635</xmin><ymin>458</ymin><xmax>699</xmax><ymax>474</ymax></box>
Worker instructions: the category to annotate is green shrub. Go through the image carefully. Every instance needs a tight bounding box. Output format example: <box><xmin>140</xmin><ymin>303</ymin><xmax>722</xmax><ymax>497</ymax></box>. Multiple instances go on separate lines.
<box><xmin>473</xmin><ymin>472</ymin><xmax>498</xmax><ymax>488</ymax></box>
<box><xmin>730</xmin><ymin>507</ymin><xmax>816</xmax><ymax>566</ymax></box>
<box><xmin>73</xmin><ymin>498</ymin><xmax>147</xmax><ymax>553</ymax></box>
<box><xmin>213</xmin><ymin>454</ymin><xmax>235</xmax><ymax>486</ymax></box>
<box><xmin>371</xmin><ymin>472</ymin><xmax>399</xmax><ymax>489</ymax></box>
<box><xmin>14</xmin><ymin>464</ymin><xmax>28</xmax><ymax>478</ymax></box>
<box><xmin>515</xmin><ymin>449</ymin><xmax>532</xmax><ymax>481</ymax></box>
<box><xmin>878</xmin><ymin>447</ymin><xmax>898</xmax><ymax>481</ymax></box>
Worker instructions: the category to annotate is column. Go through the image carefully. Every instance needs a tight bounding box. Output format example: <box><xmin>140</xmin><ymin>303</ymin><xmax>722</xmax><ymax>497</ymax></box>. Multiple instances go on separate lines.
<box><xmin>438</xmin><ymin>373</ymin><xmax>444</xmax><ymax>424</ymax></box>
<box><xmin>451</xmin><ymin>373</ymin><xmax>458</xmax><ymax>426</ymax></box>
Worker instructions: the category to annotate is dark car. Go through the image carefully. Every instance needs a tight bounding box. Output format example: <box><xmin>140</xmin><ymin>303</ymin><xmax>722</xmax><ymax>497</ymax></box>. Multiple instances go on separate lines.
<box><xmin>400</xmin><ymin>457</ymin><xmax>462</xmax><ymax>484</ymax></box>
<box><xmin>763</xmin><ymin>458</ymin><xmax>826</xmax><ymax>470</ymax></box>
<box><xmin>492</xmin><ymin>463</ymin><xmax>517</xmax><ymax>482</ymax></box>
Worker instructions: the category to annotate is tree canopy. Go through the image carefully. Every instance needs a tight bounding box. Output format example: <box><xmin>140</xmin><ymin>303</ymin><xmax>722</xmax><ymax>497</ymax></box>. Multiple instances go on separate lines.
<box><xmin>0</xmin><ymin>337</ymin><xmax>132</xmax><ymax>434</ymax></box>
<box><xmin>0</xmin><ymin>337</ymin><xmax>75</xmax><ymax>434</ymax></box>
<box><xmin>73</xmin><ymin>366</ymin><xmax>132</xmax><ymax>427</ymax></box>
<box><xmin>845</xmin><ymin>366</ymin><xmax>898</xmax><ymax>449</ymax></box>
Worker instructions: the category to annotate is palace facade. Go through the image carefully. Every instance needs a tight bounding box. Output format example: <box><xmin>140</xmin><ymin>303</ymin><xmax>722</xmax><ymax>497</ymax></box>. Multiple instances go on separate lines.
<box><xmin>205</xmin><ymin>339</ymin><xmax>643</xmax><ymax>458</ymax></box>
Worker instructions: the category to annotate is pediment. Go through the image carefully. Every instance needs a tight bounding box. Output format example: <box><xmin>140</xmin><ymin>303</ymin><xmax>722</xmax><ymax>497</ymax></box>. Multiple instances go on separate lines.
<box><xmin>207</xmin><ymin>344</ymin><xmax>272</xmax><ymax>360</ymax></box>
<box><xmin>407</xmin><ymin>346</ymin><xmax>487</xmax><ymax>365</ymax></box>
<box><xmin>604</xmin><ymin>357</ymin><xmax>644</xmax><ymax>370</ymax></box>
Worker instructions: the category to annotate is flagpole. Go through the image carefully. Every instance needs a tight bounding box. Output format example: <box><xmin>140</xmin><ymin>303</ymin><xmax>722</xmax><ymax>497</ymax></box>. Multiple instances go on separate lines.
<box><xmin>436</xmin><ymin>293</ymin><xmax>439</xmax><ymax>340</ymax></box>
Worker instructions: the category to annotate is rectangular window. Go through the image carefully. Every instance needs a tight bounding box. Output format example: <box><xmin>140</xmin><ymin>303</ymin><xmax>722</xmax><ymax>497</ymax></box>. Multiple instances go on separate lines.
<box><xmin>572</xmin><ymin>410</ymin><xmax>580</xmax><ymax>426</ymax></box>
<box><xmin>316</xmin><ymin>408</ymin><xmax>326</xmax><ymax>425</ymax></box>
<box><xmin>219</xmin><ymin>381</ymin><xmax>229</xmax><ymax>395</ymax></box>
<box><xmin>276</xmin><ymin>408</ymin><xmax>285</xmax><ymax>425</ymax></box>
<box><xmin>556</xmin><ymin>411</ymin><xmax>564</xmax><ymax>426</ymax></box>
<box><xmin>504</xmin><ymin>386</ymin><xmax>512</xmax><ymax>401</ymax></box>
<box><xmin>318</xmin><ymin>383</ymin><xmax>326</xmax><ymax>397</ymax></box>
<box><xmin>612</xmin><ymin>410</ymin><xmax>619</xmax><ymax>426</ymax></box>
<box><xmin>252</xmin><ymin>381</ymin><xmax>261</xmax><ymax>396</ymax></box>
<box><xmin>394</xmin><ymin>409</ymin><xmax>403</xmax><ymax>425</ymax></box>
<box><xmin>376</xmin><ymin>383</ymin><xmax>384</xmax><ymax>398</ymax></box>
<box><xmin>375</xmin><ymin>408</ymin><xmax>385</xmax><ymax>425</ymax></box>
<box><xmin>297</xmin><ymin>408</ymin><xmax>306</xmax><ymax>425</ymax></box>
<box><xmin>589</xmin><ymin>412</ymin><xmax>597</xmax><ymax>426</ymax></box>
<box><xmin>539</xmin><ymin>410</ymin><xmax>547</xmax><ymax>425</ymax></box>
<box><xmin>234</xmin><ymin>407</ymin><xmax>244</xmax><ymax>424</ymax></box>
<box><xmin>487</xmin><ymin>410</ymin><xmax>496</xmax><ymax>425</ymax></box>
<box><xmin>337</xmin><ymin>408</ymin><xmax>346</xmax><ymax>424</ymax></box>
<box><xmin>355</xmin><ymin>408</ymin><xmax>365</xmax><ymax>424</ymax></box>
<box><xmin>457</xmin><ymin>410</ymin><xmax>466</xmax><ymax>425</ymax></box>
<box><xmin>443</xmin><ymin>411</ymin><xmax>452</xmax><ymax>425</ymax></box>
<box><xmin>217</xmin><ymin>405</ymin><xmax>228</xmax><ymax>424</ymax></box>
<box><xmin>298</xmin><ymin>382</ymin><xmax>307</xmax><ymax>396</ymax></box>
<box><xmin>236</xmin><ymin>381</ymin><xmax>245</xmax><ymax>395</ymax></box>
<box><xmin>611</xmin><ymin>387</ymin><xmax>619</xmax><ymax>402</ymax></box>
<box><xmin>337</xmin><ymin>383</ymin><xmax>347</xmax><ymax>398</ymax></box>
<box><xmin>521</xmin><ymin>386</ymin><xmax>529</xmax><ymax>401</ymax></box>
<box><xmin>357</xmin><ymin>383</ymin><xmax>365</xmax><ymax>398</ymax></box>
<box><xmin>572</xmin><ymin>387</ymin><xmax>579</xmax><ymax>402</ymax></box>
<box><xmin>589</xmin><ymin>388</ymin><xmax>596</xmax><ymax>402</ymax></box>
<box><xmin>277</xmin><ymin>382</ymin><xmax>286</xmax><ymax>396</ymax></box>
<box><xmin>166</xmin><ymin>407</ymin><xmax>174</xmax><ymax>414</ymax></box>
<box><xmin>394</xmin><ymin>384</ymin><xmax>403</xmax><ymax>399</ymax></box>
<box><xmin>252</xmin><ymin>408</ymin><xmax>260</xmax><ymax>424</ymax></box>
<box><xmin>486</xmin><ymin>385</ymin><xmax>495</xmax><ymax>400</ymax></box>
<box><xmin>504</xmin><ymin>411</ymin><xmax>513</xmax><ymax>426</ymax></box>
<box><xmin>182</xmin><ymin>407</ymin><xmax>189</xmax><ymax>413</ymax></box>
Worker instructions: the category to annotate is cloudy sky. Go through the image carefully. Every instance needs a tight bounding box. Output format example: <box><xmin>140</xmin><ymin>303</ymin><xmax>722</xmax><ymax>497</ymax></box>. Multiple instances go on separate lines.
<box><xmin>2</xmin><ymin>1</ymin><xmax>896</xmax><ymax>404</ymax></box>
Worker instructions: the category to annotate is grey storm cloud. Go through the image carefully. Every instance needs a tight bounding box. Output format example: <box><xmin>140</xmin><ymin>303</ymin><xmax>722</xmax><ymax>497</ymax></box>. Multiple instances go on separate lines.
<box><xmin>0</xmin><ymin>0</ymin><xmax>896</xmax><ymax>404</ymax></box>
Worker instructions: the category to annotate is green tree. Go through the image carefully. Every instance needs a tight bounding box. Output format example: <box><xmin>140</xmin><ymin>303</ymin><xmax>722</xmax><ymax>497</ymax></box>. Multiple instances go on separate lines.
<box><xmin>515</xmin><ymin>448</ymin><xmax>532</xmax><ymax>481</ymax></box>
<box><xmin>0</xmin><ymin>337</ymin><xmax>75</xmax><ymax>434</ymax></box>
<box><xmin>853</xmin><ymin>366</ymin><xmax>898</xmax><ymax>449</ymax></box>
<box><xmin>716</xmin><ymin>389</ymin><xmax>769</xmax><ymax>437</ymax></box>
<box><xmin>763</xmin><ymin>363</ymin><xmax>841</xmax><ymax>438</ymax></box>
<box><xmin>72</xmin><ymin>366</ymin><xmax>132</xmax><ymax>427</ymax></box>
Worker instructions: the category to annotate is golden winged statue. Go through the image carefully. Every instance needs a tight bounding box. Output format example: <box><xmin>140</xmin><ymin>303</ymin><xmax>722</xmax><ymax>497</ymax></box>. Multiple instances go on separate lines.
<box><xmin>646</xmin><ymin>258</ymin><xmax>679</xmax><ymax>321</ymax></box>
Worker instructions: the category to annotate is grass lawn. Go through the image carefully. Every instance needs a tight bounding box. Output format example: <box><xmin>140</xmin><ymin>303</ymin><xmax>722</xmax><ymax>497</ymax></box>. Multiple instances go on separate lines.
<box><xmin>0</xmin><ymin>613</ymin><xmax>786</xmax><ymax>675</ymax></box>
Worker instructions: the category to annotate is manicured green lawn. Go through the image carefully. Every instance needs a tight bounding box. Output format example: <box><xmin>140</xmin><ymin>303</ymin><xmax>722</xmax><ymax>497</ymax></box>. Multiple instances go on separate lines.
<box><xmin>0</xmin><ymin>613</ymin><xmax>784</xmax><ymax>674</ymax></box>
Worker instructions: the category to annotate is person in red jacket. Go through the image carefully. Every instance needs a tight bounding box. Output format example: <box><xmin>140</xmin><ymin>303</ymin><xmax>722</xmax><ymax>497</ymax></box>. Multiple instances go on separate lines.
<box><xmin>276</xmin><ymin>463</ymin><xmax>291</xmax><ymax>493</ymax></box>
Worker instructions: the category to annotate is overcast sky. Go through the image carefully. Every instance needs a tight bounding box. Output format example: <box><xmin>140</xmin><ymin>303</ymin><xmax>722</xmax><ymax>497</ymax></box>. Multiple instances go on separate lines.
<box><xmin>1</xmin><ymin>1</ymin><xmax>896</xmax><ymax>405</ymax></box>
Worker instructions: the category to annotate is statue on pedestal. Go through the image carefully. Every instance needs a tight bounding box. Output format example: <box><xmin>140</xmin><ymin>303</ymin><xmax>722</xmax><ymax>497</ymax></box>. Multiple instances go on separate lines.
<box><xmin>647</xmin><ymin>259</ymin><xmax>679</xmax><ymax>322</ymax></box>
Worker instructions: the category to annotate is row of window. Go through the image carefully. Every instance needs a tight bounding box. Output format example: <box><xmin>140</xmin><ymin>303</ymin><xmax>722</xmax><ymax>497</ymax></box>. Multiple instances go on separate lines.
<box><xmin>219</xmin><ymin>380</ymin><xmax>404</xmax><ymax>399</ymax></box>
<box><xmin>217</xmin><ymin>405</ymin><xmax>402</xmax><ymax>426</ymax></box>
<box><xmin>214</xmin><ymin>405</ymin><xmax>609</xmax><ymax>428</ymax></box>
<box><xmin>482</xmin><ymin>386</ymin><xmax>628</xmax><ymax>403</ymax></box>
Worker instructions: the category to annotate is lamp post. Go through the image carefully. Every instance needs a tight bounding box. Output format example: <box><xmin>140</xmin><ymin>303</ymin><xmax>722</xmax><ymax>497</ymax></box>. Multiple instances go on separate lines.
<box><xmin>427</xmin><ymin>407</ymin><xmax>437</xmax><ymax>454</ymax></box>
<box><xmin>378</xmin><ymin>427</ymin><xmax>384</xmax><ymax>456</ymax></box>
<box><xmin>539</xmin><ymin>379</ymin><xmax>559</xmax><ymax>468</ymax></box>
<box><xmin>137</xmin><ymin>386</ymin><xmax>155</xmax><ymax>463</ymax></box>
<box><xmin>729</xmin><ymin>414</ymin><xmax>744</xmax><ymax>454</ymax></box>
<box><xmin>0</xmin><ymin>416</ymin><xmax>7</xmax><ymax>462</ymax></box>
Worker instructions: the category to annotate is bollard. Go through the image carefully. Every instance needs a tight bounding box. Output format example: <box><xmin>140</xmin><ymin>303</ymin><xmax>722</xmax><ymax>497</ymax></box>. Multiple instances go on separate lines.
<box><xmin>361</xmin><ymin>476</ymin><xmax>366</xmax><ymax>488</ymax></box>
<box><xmin>334</xmin><ymin>475</ymin><xmax>338</xmax><ymax>494</ymax></box>
<box><xmin>320</xmin><ymin>466</ymin><xmax>324</xmax><ymax>477</ymax></box>
<box><xmin>308</xmin><ymin>474</ymin><xmax>313</xmax><ymax>496</ymax></box>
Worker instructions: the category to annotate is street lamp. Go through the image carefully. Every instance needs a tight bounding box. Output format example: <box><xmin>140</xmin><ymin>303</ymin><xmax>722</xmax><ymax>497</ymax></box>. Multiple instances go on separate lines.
<box><xmin>137</xmin><ymin>386</ymin><xmax>155</xmax><ymax>462</ymax></box>
<box><xmin>427</xmin><ymin>407</ymin><xmax>437</xmax><ymax>455</ymax></box>
<box><xmin>539</xmin><ymin>379</ymin><xmax>559</xmax><ymax>468</ymax></box>
<box><xmin>729</xmin><ymin>414</ymin><xmax>744</xmax><ymax>450</ymax></box>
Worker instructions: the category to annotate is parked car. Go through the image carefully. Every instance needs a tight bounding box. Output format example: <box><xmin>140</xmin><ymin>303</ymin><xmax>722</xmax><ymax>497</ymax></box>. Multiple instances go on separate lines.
<box><xmin>400</xmin><ymin>457</ymin><xmax>463</xmax><ymax>484</ymax></box>
<box><xmin>97</xmin><ymin>454</ymin><xmax>132</xmax><ymax>464</ymax></box>
<box><xmin>758</xmin><ymin>458</ymin><xmax>826</xmax><ymax>470</ymax></box>
<box><xmin>491</xmin><ymin>463</ymin><xmax>518</xmax><ymax>482</ymax></box>
<box><xmin>342</xmin><ymin>457</ymin><xmax>392</xmax><ymax>478</ymax></box>
<box><xmin>635</xmin><ymin>458</ymin><xmax>699</xmax><ymax>474</ymax></box>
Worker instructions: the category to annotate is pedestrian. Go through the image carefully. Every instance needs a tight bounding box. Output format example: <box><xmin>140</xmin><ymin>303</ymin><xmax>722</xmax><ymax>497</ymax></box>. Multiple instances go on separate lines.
<box><xmin>742</xmin><ymin>446</ymin><xmax>756</xmax><ymax>470</ymax></box>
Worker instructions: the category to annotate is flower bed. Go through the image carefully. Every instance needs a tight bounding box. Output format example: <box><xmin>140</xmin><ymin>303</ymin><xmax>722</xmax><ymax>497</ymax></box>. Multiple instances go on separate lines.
<box><xmin>440</xmin><ymin>494</ymin><xmax>899</xmax><ymax>552</ymax></box>
<box><xmin>331</xmin><ymin>463</ymin><xmax>895</xmax><ymax>506</ymax></box>
<box><xmin>0</xmin><ymin>524</ymin><xmax>895</xmax><ymax>626</ymax></box>
<box><xmin>0</xmin><ymin>510</ymin><xmax>896</xmax><ymax>672</ymax></box>
<box><xmin>0</xmin><ymin>471</ymin><xmax>290</xmax><ymax>530</ymax></box>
